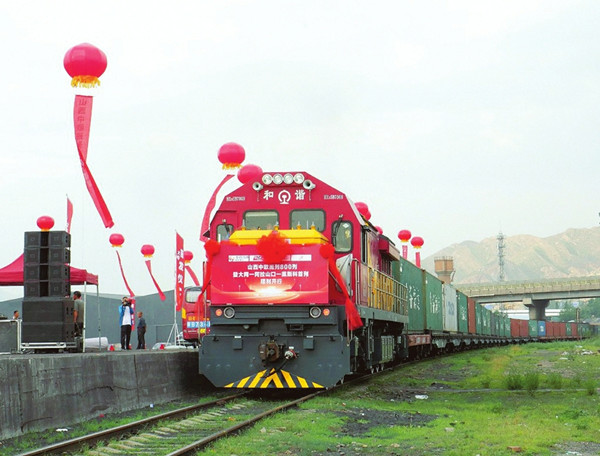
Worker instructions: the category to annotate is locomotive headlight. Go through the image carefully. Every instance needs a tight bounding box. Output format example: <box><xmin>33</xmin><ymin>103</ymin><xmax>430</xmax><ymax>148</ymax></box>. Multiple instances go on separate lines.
<box><xmin>293</xmin><ymin>173</ymin><xmax>305</xmax><ymax>184</ymax></box>
<box><xmin>223</xmin><ymin>306</ymin><xmax>236</xmax><ymax>319</ymax></box>
<box><xmin>273</xmin><ymin>173</ymin><xmax>283</xmax><ymax>185</ymax></box>
<box><xmin>323</xmin><ymin>308</ymin><xmax>330</xmax><ymax>317</ymax></box>
<box><xmin>309</xmin><ymin>306</ymin><xmax>322</xmax><ymax>318</ymax></box>
<box><xmin>283</xmin><ymin>173</ymin><xmax>294</xmax><ymax>184</ymax></box>
<box><xmin>262</xmin><ymin>174</ymin><xmax>273</xmax><ymax>185</ymax></box>
<box><xmin>215</xmin><ymin>309</ymin><xmax>223</xmax><ymax>317</ymax></box>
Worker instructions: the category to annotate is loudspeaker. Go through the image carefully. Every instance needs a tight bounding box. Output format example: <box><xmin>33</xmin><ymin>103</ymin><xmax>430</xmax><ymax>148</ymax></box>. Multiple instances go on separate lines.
<box><xmin>49</xmin><ymin>231</ymin><xmax>71</xmax><ymax>248</ymax></box>
<box><xmin>24</xmin><ymin>231</ymin><xmax>49</xmax><ymax>248</ymax></box>
<box><xmin>21</xmin><ymin>299</ymin><xmax>75</xmax><ymax>343</ymax></box>
<box><xmin>49</xmin><ymin>247</ymin><xmax>70</xmax><ymax>264</ymax></box>
<box><xmin>24</xmin><ymin>247</ymin><xmax>49</xmax><ymax>265</ymax></box>
<box><xmin>24</xmin><ymin>279</ymin><xmax>70</xmax><ymax>298</ymax></box>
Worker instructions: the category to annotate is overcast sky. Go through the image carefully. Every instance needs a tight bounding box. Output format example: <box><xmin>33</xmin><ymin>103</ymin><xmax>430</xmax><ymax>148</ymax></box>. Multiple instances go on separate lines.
<box><xmin>1</xmin><ymin>1</ymin><xmax>598</xmax><ymax>301</ymax></box>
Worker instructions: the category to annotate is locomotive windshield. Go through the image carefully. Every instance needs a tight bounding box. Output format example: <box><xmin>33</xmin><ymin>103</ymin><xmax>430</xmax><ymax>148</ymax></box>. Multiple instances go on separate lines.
<box><xmin>244</xmin><ymin>210</ymin><xmax>279</xmax><ymax>229</ymax></box>
<box><xmin>332</xmin><ymin>220</ymin><xmax>353</xmax><ymax>252</ymax></box>
<box><xmin>290</xmin><ymin>209</ymin><xmax>325</xmax><ymax>231</ymax></box>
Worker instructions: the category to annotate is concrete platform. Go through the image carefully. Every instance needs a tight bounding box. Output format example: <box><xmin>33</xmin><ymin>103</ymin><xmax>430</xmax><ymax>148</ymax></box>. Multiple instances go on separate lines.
<box><xmin>0</xmin><ymin>349</ymin><xmax>203</xmax><ymax>440</ymax></box>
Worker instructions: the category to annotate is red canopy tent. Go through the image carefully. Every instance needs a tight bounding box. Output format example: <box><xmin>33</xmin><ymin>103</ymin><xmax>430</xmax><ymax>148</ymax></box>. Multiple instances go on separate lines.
<box><xmin>0</xmin><ymin>254</ymin><xmax>98</xmax><ymax>286</ymax></box>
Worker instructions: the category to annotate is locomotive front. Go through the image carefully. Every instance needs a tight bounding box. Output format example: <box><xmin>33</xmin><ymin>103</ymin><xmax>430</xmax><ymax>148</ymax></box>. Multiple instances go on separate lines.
<box><xmin>198</xmin><ymin>172</ymin><xmax>361</xmax><ymax>388</ymax></box>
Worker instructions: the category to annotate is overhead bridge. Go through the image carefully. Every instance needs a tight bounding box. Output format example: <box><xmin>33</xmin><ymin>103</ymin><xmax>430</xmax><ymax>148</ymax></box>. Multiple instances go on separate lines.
<box><xmin>456</xmin><ymin>276</ymin><xmax>600</xmax><ymax>320</ymax></box>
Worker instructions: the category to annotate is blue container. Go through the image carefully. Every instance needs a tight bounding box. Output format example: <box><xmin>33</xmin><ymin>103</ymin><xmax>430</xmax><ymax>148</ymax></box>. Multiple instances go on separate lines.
<box><xmin>537</xmin><ymin>320</ymin><xmax>546</xmax><ymax>337</ymax></box>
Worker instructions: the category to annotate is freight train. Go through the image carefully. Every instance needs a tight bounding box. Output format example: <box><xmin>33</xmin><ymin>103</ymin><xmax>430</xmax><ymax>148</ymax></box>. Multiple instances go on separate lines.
<box><xmin>196</xmin><ymin>171</ymin><xmax>592</xmax><ymax>389</ymax></box>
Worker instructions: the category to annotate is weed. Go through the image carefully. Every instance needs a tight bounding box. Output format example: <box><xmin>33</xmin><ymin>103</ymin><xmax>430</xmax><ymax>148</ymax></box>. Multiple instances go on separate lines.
<box><xmin>546</xmin><ymin>372</ymin><xmax>563</xmax><ymax>389</ymax></box>
<box><xmin>523</xmin><ymin>371</ymin><xmax>540</xmax><ymax>394</ymax></box>
<box><xmin>584</xmin><ymin>378</ymin><xmax>597</xmax><ymax>396</ymax></box>
<box><xmin>504</xmin><ymin>372</ymin><xmax>523</xmax><ymax>390</ymax></box>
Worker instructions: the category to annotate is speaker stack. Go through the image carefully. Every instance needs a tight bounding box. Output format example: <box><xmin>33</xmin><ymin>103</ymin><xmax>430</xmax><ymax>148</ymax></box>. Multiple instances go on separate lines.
<box><xmin>22</xmin><ymin>230</ymin><xmax>75</xmax><ymax>345</ymax></box>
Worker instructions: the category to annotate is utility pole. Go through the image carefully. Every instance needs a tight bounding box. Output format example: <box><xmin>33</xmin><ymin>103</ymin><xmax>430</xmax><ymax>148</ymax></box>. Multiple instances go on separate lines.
<box><xmin>497</xmin><ymin>232</ymin><xmax>506</xmax><ymax>282</ymax></box>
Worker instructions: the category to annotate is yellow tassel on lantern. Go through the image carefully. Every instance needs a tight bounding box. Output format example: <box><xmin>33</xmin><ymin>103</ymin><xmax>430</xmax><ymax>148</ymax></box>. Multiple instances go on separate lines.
<box><xmin>221</xmin><ymin>163</ymin><xmax>242</xmax><ymax>170</ymax></box>
<box><xmin>71</xmin><ymin>75</ymin><xmax>102</xmax><ymax>88</ymax></box>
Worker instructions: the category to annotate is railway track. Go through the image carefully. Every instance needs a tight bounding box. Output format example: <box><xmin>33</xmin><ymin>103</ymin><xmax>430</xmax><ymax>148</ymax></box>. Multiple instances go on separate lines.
<box><xmin>18</xmin><ymin>371</ymin><xmax>381</xmax><ymax>456</ymax></box>
<box><xmin>18</xmin><ymin>390</ymin><xmax>324</xmax><ymax>456</ymax></box>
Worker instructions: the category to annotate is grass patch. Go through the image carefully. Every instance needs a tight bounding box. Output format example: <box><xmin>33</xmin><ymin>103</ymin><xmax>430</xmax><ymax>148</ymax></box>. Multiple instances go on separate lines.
<box><xmin>204</xmin><ymin>339</ymin><xmax>600</xmax><ymax>455</ymax></box>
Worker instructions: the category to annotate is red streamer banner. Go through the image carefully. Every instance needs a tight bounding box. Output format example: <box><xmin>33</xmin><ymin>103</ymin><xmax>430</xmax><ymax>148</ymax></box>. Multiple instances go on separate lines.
<box><xmin>185</xmin><ymin>265</ymin><xmax>200</xmax><ymax>286</ymax></box>
<box><xmin>175</xmin><ymin>233</ymin><xmax>185</xmax><ymax>311</ymax></box>
<box><xmin>73</xmin><ymin>95</ymin><xmax>114</xmax><ymax>228</ymax></box>
<box><xmin>199</xmin><ymin>174</ymin><xmax>234</xmax><ymax>241</ymax></box>
<box><xmin>320</xmin><ymin>244</ymin><xmax>363</xmax><ymax>331</ymax></box>
<box><xmin>114</xmin><ymin>250</ymin><xmax>135</xmax><ymax>298</ymax></box>
<box><xmin>145</xmin><ymin>259</ymin><xmax>166</xmax><ymax>301</ymax></box>
<box><xmin>66</xmin><ymin>197</ymin><xmax>73</xmax><ymax>234</ymax></box>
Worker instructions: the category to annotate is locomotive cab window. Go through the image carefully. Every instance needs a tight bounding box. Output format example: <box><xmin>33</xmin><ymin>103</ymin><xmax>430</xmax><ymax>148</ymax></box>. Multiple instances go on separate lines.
<box><xmin>332</xmin><ymin>220</ymin><xmax>353</xmax><ymax>253</ymax></box>
<box><xmin>217</xmin><ymin>223</ymin><xmax>234</xmax><ymax>241</ymax></box>
<box><xmin>244</xmin><ymin>210</ymin><xmax>279</xmax><ymax>230</ymax></box>
<box><xmin>185</xmin><ymin>287</ymin><xmax>202</xmax><ymax>303</ymax></box>
<box><xmin>290</xmin><ymin>210</ymin><xmax>325</xmax><ymax>231</ymax></box>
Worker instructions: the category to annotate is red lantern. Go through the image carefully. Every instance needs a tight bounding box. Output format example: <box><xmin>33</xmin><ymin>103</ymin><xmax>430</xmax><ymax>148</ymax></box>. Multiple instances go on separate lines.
<box><xmin>411</xmin><ymin>236</ymin><xmax>424</xmax><ymax>268</ymax></box>
<box><xmin>398</xmin><ymin>230</ymin><xmax>412</xmax><ymax>243</ymax></box>
<box><xmin>411</xmin><ymin>236</ymin><xmax>424</xmax><ymax>249</ymax></box>
<box><xmin>63</xmin><ymin>43</ymin><xmax>107</xmax><ymax>88</ymax></box>
<box><xmin>237</xmin><ymin>164</ymin><xmax>263</xmax><ymax>184</ymax></box>
<box><xmin>109</xmin><ymin>233</ymin><xmax>125</xmax><ymax>248</ymax></box>
<box><xmin>218</xmin><ymin>142</ymin><xmax>245</xmax><ymax>170</ymax></box>
<box><xmin>355</xmin><ymin>202</ymin><xmax>370</xmax><ymax>220</ymax></box>
<box><xmin>183</xmin><ymin>250</ymin><xmax>194</xmax><ymax>263</ymax></box>
<box><xmin>141</xmin><ymin>244</ymin><xmax>155</xmax><ymax>258</ymax></box>
<box><xmin>37</xmin><ymin>216</ymin><xmax>54</xmax><ymax>232</ymax></box>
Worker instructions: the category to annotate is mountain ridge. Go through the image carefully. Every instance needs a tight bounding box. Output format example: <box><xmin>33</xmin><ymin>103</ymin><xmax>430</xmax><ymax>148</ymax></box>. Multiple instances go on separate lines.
<box><xmin>421</xmin><ymin>226</ymin><xmax>600</xmax><ymax>284</ymax></box>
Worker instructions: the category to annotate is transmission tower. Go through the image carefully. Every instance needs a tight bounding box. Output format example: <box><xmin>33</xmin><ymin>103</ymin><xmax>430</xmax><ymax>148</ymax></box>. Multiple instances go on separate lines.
<box><xmin>497</xmin><ymin>232</ymin><xmax>506</xmax><ymax>282</ymax></box>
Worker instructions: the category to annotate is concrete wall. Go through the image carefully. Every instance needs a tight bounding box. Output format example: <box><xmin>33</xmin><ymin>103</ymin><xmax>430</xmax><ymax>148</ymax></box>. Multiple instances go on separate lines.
<box><xmin>0</xmin><ymin>350</ymin><xmax>204</xmax><ymax>440</ymax></box>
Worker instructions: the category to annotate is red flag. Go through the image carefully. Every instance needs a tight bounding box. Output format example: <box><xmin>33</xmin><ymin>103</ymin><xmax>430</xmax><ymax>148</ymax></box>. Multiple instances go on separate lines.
<box><xmin>175</xmin><ymin>233</ymin><xmax>185</xmax><ymax>311</ymax></box>
<box><xmin>145</xmin><ymin>259</ymin><xmax>166</xmax><ymax>301</ymax></box>
<box><xmin>73</xmin><ymin>95</ymin><xmax>114</xmax><ymax>228</ymax></box>
<box><xmin>200</xmin><ymin>174</ymin><xmax>234</xmax><ymax>241</ymax></box>
<box><xmin>66</xmin><ymin>197</ymin><xmax>73</xmax><ymax>234</ymax></box>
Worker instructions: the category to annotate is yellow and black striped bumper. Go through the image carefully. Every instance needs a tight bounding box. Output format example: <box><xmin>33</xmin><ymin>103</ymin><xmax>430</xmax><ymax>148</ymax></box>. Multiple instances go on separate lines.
<box><xmin>225</xmin><ymin>368</ymin><xmax>324</xmax><ymax>389</ymax></box>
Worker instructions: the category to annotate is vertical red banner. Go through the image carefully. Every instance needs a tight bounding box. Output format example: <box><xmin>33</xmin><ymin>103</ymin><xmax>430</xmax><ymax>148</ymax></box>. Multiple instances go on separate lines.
<box><xmin>66</xmin><ymin>197</ymin><xmax>73</xmax><ymax>233</ymax></box>
<box><xmin>73</xmin><ymin>95</ymin><xmax>114</xmax><ymax>228</ymax></box>
<box><xmin>175</xmin><ymin>233</ymin><xmax>185</xmax><ymax>311</ymax></box>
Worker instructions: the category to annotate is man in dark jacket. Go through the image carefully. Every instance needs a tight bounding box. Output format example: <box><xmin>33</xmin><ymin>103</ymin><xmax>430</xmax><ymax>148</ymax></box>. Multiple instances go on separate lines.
<box><xmin>136</xmin><ymin>311</ymin><xmax>147</xmax><ymax>349</ymax></box>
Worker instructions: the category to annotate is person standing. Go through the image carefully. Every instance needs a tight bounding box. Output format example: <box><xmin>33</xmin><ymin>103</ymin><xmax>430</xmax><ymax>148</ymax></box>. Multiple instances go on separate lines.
<box><xmin>119</xmin><ymin>297</ymin><xmax>134</xmax><ymax>350</ymax></box>
<box><xmin>73</xmin><ymin>291</ymin><xmax>84</xmax><ymax>337</ymax></box>
<box><xmin>136</xmin><ymin>311</ymin><xmax>147</xmax><ymax>349</ymax></box>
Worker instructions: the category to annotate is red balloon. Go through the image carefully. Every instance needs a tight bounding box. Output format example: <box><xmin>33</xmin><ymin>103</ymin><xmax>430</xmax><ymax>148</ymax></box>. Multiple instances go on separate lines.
<box><xmin>218</xmin><ymin>142</ymin><xmax>245</xmax><ymax>169</ymax></box>
<box><xmin>141</xmin><ymin>244</ymin><xmax>155</xmax><ymax>257</ymax></box>
<box><xmin>64</xmin><ymin>43</ymin><xmax>107</xmax><ymax>87</ymax></box>
<box><xmin>109</xmin><ymin>233</ymin><xmax>125</xmax><ymax>247</ymax></box>
<box><xmin>183</xmin><ymin>250</ymin><xmax>194</xmax><ymax>262</ymax></box>
<box><xmin>411</xmin><ymin>236</ymin><xmax>424</xmax><ymax>248</ymax></box>
<box><xmin>237</xmin><ymin>164</ymin><xmax>263</xmax><ymax>184</ymax></box>
<box><xmin>355</xmin><ymin>202</ymin><xmax>370</xmax><ymax>220</ymax></box>
<box><xmin>398</xmin><ymin>229</ymin><xmax>412</xmax><ymax>242</ymax></box>
<box><xmin>37</xmin><ymin>216</ymin><xmax>54</xmax><ymax>231</ymax></box>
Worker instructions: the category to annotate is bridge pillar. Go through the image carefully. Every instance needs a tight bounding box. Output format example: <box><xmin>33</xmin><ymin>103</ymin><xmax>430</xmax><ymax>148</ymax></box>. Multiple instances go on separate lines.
<box><xmin>523</xmin><ymin>297</ymin><xmax>549</xmax><ymax>320</ymax></box>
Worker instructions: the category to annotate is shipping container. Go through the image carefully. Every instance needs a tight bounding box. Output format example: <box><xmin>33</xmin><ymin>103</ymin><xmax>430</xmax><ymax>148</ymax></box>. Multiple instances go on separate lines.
<box><xmin>510</xmin><ymin>319</ymin><xmax>520</xmax><ymax>338</ymax></box>
<box><xmin>557</xmin><ymin>322</ymin><xmax>566</xmax><ymax>337</ymax></box>
<box><xmin>395</xmin><ymin>258</ymin><xmax>425</xmax><ymax>331</ymax></box>
<box><xmin>546</xmin><ymin>321</ymin><xmax>554</xmax><ymax>337</ymax></box>
<box><xmin>504</xmin><ymin>315</ymin><xmax>511</xmax><ymax>337</ymax></box>
<box><xmin>528</xmin><ymin>319</ymin><xmax>539</xmax><ymax>337</ymax></box>
<box><xmin>519</xmin><ymin>319</ymin><xmax>528</xmax><ymax>338</ymax></box>
<box><xmin>457</xmin><ymin>291</ymin><xmax>469</xmax><ymax>334</ymax></box>
<box><xmin>424</xmin><ymin>271</ymin><xmax>443</xmax><ymax>331</ymax></box>
<box><xmin>571</xmin><ymin>322</ymin><xmax>578</xmax><ymax>337</ymax></box>
<box><xmin>538</xmin><ymin>320</ymin><xmax>546</xmax><ymax>337</ymax></box>
<box><xmin>442</xmin><ymin>284</ymin><xmax>458</xmax><ymax>332</ymax></box>
<box><xmin>467</xmin><ymin>297</ymin><xmax>476</xmax><ymax>334</ymax></box>
<box><xmin>478</xmin><ymin>305</ymin><xmax>491</xmax><ymax>335</ymax></box>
